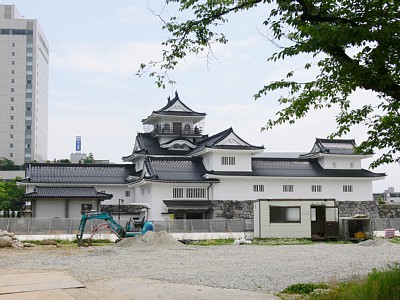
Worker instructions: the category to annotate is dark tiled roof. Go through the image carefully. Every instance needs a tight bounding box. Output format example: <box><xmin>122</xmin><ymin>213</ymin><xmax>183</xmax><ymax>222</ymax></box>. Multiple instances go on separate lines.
<box><xmin>302</xmin><ymin>138</ymin><xmax>358</xmax><ymax>156</ymax></box>
<box><xmin>163</xmin><ymin>200</ymin><xmax>215</xmax><ymax>210</ymax></box>
<box><xmin>142</xmin><ymin>93</ymin><xmax>206</xmax><ymax>123</ymax></box>
<box><xmin>24</xmin><ymin>163</ymin><xmax>136</xmax><ymax>184</ymax></box>
<box><xmin>137</xmin><ymin>133</ymin><xmax>188</xmax><ymax>156</ymax></box>
<box><xmin>190</xmin><ymin>128</ymin><xmax>263</xmax><ymax>156</ymax></box>
<box><xmin>251</xmin><ymin>158</ymin><xmax>385</xmax><ymax>178</ymax></box>
<box><xmin>24</xmin><ymin>186</ymin><xmax>112</xmax><ymax>198</ymax></box>
<box><xmin>145</xmin><ymin>157</ymin><xmax>217</xmax><ymax>182</ymax></box>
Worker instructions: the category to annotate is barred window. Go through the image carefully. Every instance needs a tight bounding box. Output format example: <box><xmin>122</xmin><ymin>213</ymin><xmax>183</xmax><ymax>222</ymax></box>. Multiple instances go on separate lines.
<box><xmin>186</xmin><ymin>188</ymin><xmax>206</xmax><ymax>199</ymax></box>
<box><xmin>173</xmin><ymin>187</ymin><xmax>206</xmax><ymax>199</ymax></box>
<box><xmin>173</xmin><ymin>188</ymin><xmax>184</xmax><ymax>199</ymax></box>
<box><xmin>253</xmin><ymin>185</ymin><xmax>264</xmax><ymax>192</ymax></box>
<box><xmin>283</xmin><ymin>185</ymin><xmax>294</xmax><ymax>192</ymax></box>
<box><xmin>221</xmin><ymin>156</ymin><xmax>235</xmax><ymax>165</ymax></box>
<box><xmin>311</xmin><ymin>185</ymin><xmax>322</xmax><ymax>193</ymax></box>
<box><xmin>343</xmin><ymin>185</ymin><xmax>353</xmax><ymax>193</ymax></box>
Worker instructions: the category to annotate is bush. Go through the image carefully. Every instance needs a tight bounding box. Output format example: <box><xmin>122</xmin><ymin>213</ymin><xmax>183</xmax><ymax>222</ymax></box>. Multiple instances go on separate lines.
<box><xmin>282</xmin><ymin>283</ymin><xmax>329</xmax><ymax>295</ymax></box>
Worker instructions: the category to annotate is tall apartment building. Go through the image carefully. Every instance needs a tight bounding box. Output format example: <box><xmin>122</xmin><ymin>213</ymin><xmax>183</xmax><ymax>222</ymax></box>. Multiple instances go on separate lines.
<box><xmin>0</xmin><ymin>4</ymin><xmax>49</xmax><ymax>165</ymax></box>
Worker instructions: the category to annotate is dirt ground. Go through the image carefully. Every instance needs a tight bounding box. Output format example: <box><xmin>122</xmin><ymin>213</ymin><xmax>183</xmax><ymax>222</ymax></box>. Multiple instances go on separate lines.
<box><xmin>0</xmin><ymin>246</ymin><xmax>278</xmax><ymax>300</ymax></box>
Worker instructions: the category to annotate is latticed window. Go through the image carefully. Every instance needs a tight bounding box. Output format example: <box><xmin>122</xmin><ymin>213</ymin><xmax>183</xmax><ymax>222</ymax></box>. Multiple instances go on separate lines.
<box><xmin>173</xmin><ymin>188</ymin><xmax>184</xmax><ymax>198</ymax></box>
<box><xmin>311</xmin><ymin>185</ymin><xmax>322</xmax><ymax>192</ymax></box>
<box><xmin>221</xmin><ymin>156</ymin><xmax>235</xmax><ymax>165</ymax></box>
<box><xmin>283</xmin><ymin>185</ymin><xmax>294</xmax><ymax>192</ymax></box>
<box><xmin>343</xmin><ymin>185</ymin><xmax>353</xmax><ymax>192</ymax></box>
<box><xmin>253</xmin><ymin>185</ymin><xmax>264</xmax><ymax>192</ymax></box>
<box><xmin>173</xmin><ymin>187</ymin><xmax>206</xmax><ymax>199</ymax></box>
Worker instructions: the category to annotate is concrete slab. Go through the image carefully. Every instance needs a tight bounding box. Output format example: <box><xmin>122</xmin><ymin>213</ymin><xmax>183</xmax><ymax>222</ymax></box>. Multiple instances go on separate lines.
<box><xmin>0</xmin><ymin>289</ymin><xmax>75</xmax><ymax>300</ymax></box>
<box><xmin>0</xmin><ymin>272</ymin><xmax>84</xmax><ymax>295</ymax></box>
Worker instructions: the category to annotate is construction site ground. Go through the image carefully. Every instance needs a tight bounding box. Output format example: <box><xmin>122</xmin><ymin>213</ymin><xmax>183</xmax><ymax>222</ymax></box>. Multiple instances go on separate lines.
<box><xmin>1</xmin><ymin>234</ymin><xmax>400</xmax><ymax>300</ymax></box>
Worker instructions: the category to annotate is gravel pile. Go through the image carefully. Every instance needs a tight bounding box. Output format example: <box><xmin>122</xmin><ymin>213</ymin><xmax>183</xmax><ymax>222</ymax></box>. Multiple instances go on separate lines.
<box><xmin>115</xmin><ymin>231</ymin><xmax>184</xmax><ymax>249</ymax></box>
<box><xmin>1</xmin><ymin>239</ymin><xmax>399</xmax><ymax>293</ymax></box>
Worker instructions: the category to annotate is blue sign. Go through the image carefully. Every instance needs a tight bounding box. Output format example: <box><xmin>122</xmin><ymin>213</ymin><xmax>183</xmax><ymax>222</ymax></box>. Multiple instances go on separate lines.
<box><xmin>76</xmin><ymin>136</ymin><xmax>81</xmax><ymax>152</ymax></box>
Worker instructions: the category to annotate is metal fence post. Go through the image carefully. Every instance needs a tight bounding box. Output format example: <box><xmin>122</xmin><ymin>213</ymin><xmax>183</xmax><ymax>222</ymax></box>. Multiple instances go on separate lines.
<box><xmin>6</xmin><ymin>219</ymin><xmax>10</xmax><ymax>232</ymax></box>
<box><xmin>190</xmin><ymin>220</ymin><xmax>194</xmax><ymax>232</ymax></box>
<box><xmin>69</xmin><ymin>219</ymin><xmax>73</xmax><ymax>234</ymax></box>
<box><xmin>226</xmin><ymin>219</ymin><xmax>231</xmax><ymax>232</ymax></box>
<box><xmin>209</xmin><ymin>220</ymin><xmax>213</xmax><ymax>233</ymax></box>
<box><xmin>28</xmin><ymin>218</ymin><xmax>31</xmax><ymax>234</ymax></box>
<box><xmin>48</xmin><ymin>219</ymin><xmax>52</xmax><ymax>234</ymax></box>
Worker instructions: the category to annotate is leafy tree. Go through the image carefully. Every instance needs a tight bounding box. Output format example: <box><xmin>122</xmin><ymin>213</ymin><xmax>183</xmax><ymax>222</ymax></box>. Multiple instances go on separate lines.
<box><xmin>0</xmin><ymin>158</ymin><xmax>16</xmax><ymax>170</ymax></box>
<box><xmin>83</xmin><ymin>153</ymin><xmax>95</xmax><ymax>164</ymax></box>
<box><xmin>139</xmin><ymin>0</ymin><xmax>400</xmax><ymax>168</ymax></box>
<box><xmin>58</xmin><ymin>159</ymin><xmax>71</xmax><ymax>163</ymax></box>
<box><xmin>0</xmin><ymin>178</ymin><xmax>25</xmax><ymax>217</ymax></box>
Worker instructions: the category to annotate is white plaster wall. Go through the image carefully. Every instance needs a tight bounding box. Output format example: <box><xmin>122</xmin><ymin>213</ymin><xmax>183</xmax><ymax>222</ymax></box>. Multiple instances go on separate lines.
<box><xmin>212</xmin><ymin>177</ymin><xmax>375</xmax><ymax>201</ymax></box>
<box><xmin>318</xmin><ymin>156</ymin><xmax>362</xmax><ymax>169</ymax></box>
<box><xmin>202</xmin><ymin>151</ymin><xmax>252</xmax><ymax>172</ymax></box>
<box><xmin>98</xmin><ymin>185</ymin><xmax>133</xmax><ymax>205</ymax></box>
<box><xmin>34</xmin><ymin>199</ymin><xmax>65</xmax><ymax>218</ymax></box>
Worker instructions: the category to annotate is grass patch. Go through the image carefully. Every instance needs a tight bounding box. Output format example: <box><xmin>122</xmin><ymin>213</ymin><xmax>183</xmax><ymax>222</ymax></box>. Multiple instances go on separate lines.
<box><xmin>24</xmin><ymin>239</ymin><xmax>114</xmax><ymax>247</ymax></box>
<box><xmin>281</xmin><ymin>283</ymin><xmax>329</xmax><ymax>295</ymax></box>
<box><xmin>279</xmin><ymin>264</ymin><xmax>400</xmax><ymax>300</ymax></box>
<box><xmin>184</xmin><ymin>239</ymin><xmax>235</xmax><ymax>246</ymax></box>
<box><xmin>253</xmin><ymin>238</ymin><xmax>313</xmax><ymax>245</ymax></box>
<box><xmin>389</xmin><ymin>237</ymin><xmax>400</xmax><ymax>244</ymax></box>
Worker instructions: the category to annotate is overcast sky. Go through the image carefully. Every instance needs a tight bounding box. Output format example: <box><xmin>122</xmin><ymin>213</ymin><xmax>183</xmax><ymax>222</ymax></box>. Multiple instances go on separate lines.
<box><xmin>5</xmin><ymin>0</ymin><xmax>399</xmax><ymax>192</ymax></box>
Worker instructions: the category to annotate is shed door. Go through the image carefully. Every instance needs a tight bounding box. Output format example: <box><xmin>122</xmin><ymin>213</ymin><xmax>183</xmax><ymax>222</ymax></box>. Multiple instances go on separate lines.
<box><xmin>325</xmin><ymin>206</ymin><xmax>339</xmax><ymax>238</ymax></box>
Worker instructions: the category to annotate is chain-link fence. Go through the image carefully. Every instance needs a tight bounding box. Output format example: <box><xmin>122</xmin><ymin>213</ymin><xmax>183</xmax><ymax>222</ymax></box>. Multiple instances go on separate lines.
<box><xmin>372</xmin><ymin>218</ymin><xmax>400</xmax><ymax>231</ymax></box>
<box><xmin>0</xmin><ymin>218</ymin><xmax>254</xmax><ymax>235</ymax></box>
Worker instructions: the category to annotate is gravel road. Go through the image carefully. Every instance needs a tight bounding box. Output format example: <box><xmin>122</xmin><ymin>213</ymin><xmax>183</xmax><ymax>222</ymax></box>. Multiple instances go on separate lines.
<box><xmin>1</xmin><ymin>239</ymin><xmax>400</xmax><ymax>297</ymax></box>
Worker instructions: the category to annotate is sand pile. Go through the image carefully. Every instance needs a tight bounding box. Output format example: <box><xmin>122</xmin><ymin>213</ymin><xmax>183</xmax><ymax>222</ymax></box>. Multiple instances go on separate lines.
<box><xmin>115</xmin><ymin>231</ymin><xmax>184</xmax><ymax>249</ymax></box>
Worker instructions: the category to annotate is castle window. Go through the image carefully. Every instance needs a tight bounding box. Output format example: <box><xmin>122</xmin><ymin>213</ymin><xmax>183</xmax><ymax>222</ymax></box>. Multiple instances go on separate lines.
<box><xmin>162</xmin><ymin>124</ymin><xmax>170</xmax><ymax>133</ymax></box>
<box><xmin>221</xmin><ymin>157</ymin><xmax>235</xmax><ymax>165</ymax></box>
<box><xmin>343</xmin><ymin>185</ymin><xmax>353</xmax><ymax>193</ymax></box>
<box><xmin>311</xmin><ymin>185</ymin><xmax>322</xmax><ymax>192</ymax></box>
<box><xmin>283</xmin><ymin>185</ymin><xmax>294</xmax><ymax>192</ymax></box>
<box><xmin>253</xmin><ymin>185</ymin><xmax>264</xmax><ymax>192</ymax></box>
<box><xmin>184</xmin><ymin>124</ymin><xmax>191</xmax><ymax>133</ymax></box>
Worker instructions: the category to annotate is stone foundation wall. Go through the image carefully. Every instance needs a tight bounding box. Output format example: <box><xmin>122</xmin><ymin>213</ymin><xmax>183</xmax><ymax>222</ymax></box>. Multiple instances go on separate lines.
<box><xmin>377</xmin><ymin>204</ymin><xmax>400</xmax><ymax>218</ymax></box>
<box><xmin>337</xmin><ymin>201</ymin><xmax>379</xmax><ymax>218</ymax></box>
<box><xmin>212</xmin><ymin>200</ymin><xmax>255</xmax><ymax>219</ymax></box>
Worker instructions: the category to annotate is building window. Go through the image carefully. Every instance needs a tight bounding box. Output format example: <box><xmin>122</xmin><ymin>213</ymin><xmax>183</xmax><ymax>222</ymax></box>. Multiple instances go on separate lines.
<box><xmin>10</xmin><ymin>116</ymin><xmax>14</xmax><ymax>120</ymax></box>
<box><xmin>9</xmin><ymin>153</ymin><xmax>13</xmax><ymax>158</ymax></box>
<box><xmin>10</xmin><ymin>106</ymin><xmax>14</xmax><ymax>111</ymax></box>
<box><xmin>253</xmin><ymin>185</ymin><xmax>264</xmax><ymax>192</ymax></box>
<box><xmin>10</xmin><ymin>125</ymin><xmax>14</xmax><ymax>129</ymax></box>
<box><xmin>11</xmin><ymin>88</ymin><xmax>14</xmax><ymax>92</ymax></box>
<box><xmin>186</xmin><ymin>188</ymin><xmax>206</xmax><ymax>199</ymax></box>
<box><xmin>184</xmin><ymin>124</ymin><xmax>191</xmax><ymax>133</ymax></box>
<box><xmin>221</xmin><ymin>156</ymin><xmax>235</xmax><ymax>165</ymax></box>
<box><xmin>12</xmin><ymin>42</ymin><xmax>15</xmax><ymax>47</ymax></box>
<box><xmin>173</xmin><ymin>188</ymin><xmax>184</xmax><ymax>199</ymax></box>
<box><xmin>11</xmin><ymin>79</ymin><xmax>14</xmax><ymax>83</ymax></box>
<box><xmin>343</xmin><ymin>185</ymin><xmax>353</xmax><ymax>193</ymax></box>
<box><xmin>270</xmin><ymin>206</ymin><xmax>301</xmax><ymax>223</ymax></box>
<box><xmin>11</xmin><ymin>61</ymin><xmax>15</xmax><ymax>65</ymax></box>
<box><xmin>311</xmin><ymin>185</ymin><xmax>322</xmax><ymax>193</ymax></box>
<box><xmin>11</xmin><ymin>70</ymin><xmax>14</xmax><ymax>74</ymax></box>
<box><xmin>11</xmin><ymin>51</ymin><xmax>15</xmax><ymax>56</ymax></box>
<box><xmin>10</xmin><ymin>97</ymin><xmax>14</xmax><ymax>101</ymax></box>
<box><xmin>125</xmin><ymin>191</ymin><xmax>130</xmax><ymax>197</ymax></box>
<box><xmin>9</xmin><ymin>143</ymin><xmax>13</xmax><ymax>148</ymax></box>
<box><xmin>10</xmin><ymin>134</ymin><xmax>13</xmax><ymax>138</ymax></box>
<box><xmin>283</xmin><ymin>185</ymin><xmax>294</xmax><ymax>192</ymax></box>
<box><xmin>173</xmin><ymin>187</ymin><xmax>206</xmax><ymax>199</ymax></box>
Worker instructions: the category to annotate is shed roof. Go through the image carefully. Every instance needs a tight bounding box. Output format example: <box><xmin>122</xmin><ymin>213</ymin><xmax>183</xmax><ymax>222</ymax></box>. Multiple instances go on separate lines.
<box><xmin>23</xmin><ymin>163</ymin><xmax>136</xmax><ymax>184</ymax></box>
<box><xmin>24</xmin><ymin>186</ymin><xmax>113</xmax><ymax>199</ymax></box>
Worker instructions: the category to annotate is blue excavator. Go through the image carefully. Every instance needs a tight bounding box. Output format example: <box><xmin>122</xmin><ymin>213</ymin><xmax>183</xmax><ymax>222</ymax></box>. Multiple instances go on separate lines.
<box><xmin>76</xmin><ymin>204</ymin><xmax>154</xmax><ymax>246</ymax></box>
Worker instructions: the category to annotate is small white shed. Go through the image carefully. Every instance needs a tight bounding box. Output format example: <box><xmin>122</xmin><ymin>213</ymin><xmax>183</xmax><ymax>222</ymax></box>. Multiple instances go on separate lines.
<box><xmin>254</xmin><ymin>199</ymin><xmax>339</xmax><ymax>239</ymax></box>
